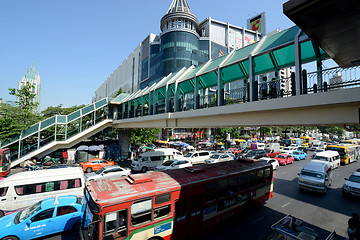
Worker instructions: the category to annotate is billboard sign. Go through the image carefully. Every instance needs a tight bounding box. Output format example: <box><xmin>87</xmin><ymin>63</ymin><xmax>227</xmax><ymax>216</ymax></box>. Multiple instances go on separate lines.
<box><xmin>247</xmin><ymin>12</ymin><xmax>266</xmax><ymax>36</ymax></box>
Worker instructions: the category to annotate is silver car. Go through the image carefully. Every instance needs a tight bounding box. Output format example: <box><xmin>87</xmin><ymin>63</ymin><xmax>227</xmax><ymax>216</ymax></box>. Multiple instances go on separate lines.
<box><xmin>205</xmin><ymin>153</ymin><xmax>233</xmax><ymax>164</ymax></box>
<box><xmin>85</xmin><ymin>165</ymin><xmax>131</xmax><ymax>181</ymax></box>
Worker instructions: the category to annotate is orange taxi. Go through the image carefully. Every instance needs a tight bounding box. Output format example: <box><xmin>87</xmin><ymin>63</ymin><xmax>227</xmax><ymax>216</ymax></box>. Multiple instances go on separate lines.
<box><xmin>80</xmin><ymin>158</ymin><xmax>115</xmax><ymax>173</ymax></box>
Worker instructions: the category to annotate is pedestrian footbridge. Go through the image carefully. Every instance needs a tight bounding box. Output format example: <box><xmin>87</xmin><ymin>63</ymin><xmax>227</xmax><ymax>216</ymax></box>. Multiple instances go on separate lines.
<box><xmin>2</xmin><ymin>25</ymin><xmax>360</xmax><ymax>167</ymax></box>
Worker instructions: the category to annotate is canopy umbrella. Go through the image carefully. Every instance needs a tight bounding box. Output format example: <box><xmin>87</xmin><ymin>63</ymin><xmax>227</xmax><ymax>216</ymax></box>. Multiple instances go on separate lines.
<box><xmin>77</xmin><ymin>145</ymin><xmax>89</xmax><ymax>151</ymax></box>
<box><xmin>89</xmin><ymin>145</ymin><xmax>102</xmax><ymax>151</ymax></box>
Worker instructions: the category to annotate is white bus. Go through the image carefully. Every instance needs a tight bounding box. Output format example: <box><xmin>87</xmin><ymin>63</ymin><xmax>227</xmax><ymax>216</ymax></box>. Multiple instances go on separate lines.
<box><xmin>0</xmin><ymin>167</ymin><xmax>85</xmax><ymax>217</ymax></box>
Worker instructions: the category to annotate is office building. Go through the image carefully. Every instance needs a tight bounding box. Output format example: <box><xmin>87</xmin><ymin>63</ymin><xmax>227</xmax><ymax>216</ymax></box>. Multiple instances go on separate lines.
<box><xmin>18</xmin><ymin>63</ymin><xmax>41</xmax><ymax>112</ymax></box>
<box><xmin>94</xmin><ymin>0</ymin><xmax>261</xmax><ymax>101</ymax></box>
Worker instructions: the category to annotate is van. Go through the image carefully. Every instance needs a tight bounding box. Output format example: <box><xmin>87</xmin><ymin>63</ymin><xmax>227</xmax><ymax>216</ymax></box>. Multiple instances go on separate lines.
<box><xmin>313</xmin><ymin>150</ymin><xmax>341</xmax><ymax>169</ymax></box>
<box><xmin>310</xmin><ymin>140</ymin><xmax>324</xmax><ymax>151</ymax></box>
<box><xmin>131</xmin><ymin>148</ymin><xmax>183</xmax><ymax>172</ymax></box>
<box><xmin>250</xmin><ymin>142</ymin><xmax>265</xmax><ymax>150</ymax></box>
<box><xmin>0</xmin><ymin>167</ymin><xmax>84</xmax><ymax>217</ymax></box>
<box><xmin>183</xmin><ymin>150</ymin><xmax>211</xmax><ymax>165</ymax></box>
<box><xmin>298</xmin><ymin>160</ymin><xmax>333</xmax><ymax>193</ymax></box>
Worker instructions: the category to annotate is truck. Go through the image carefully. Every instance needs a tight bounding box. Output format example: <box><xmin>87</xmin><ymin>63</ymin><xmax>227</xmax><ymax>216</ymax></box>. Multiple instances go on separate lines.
<box><xmin>265</xmin><ymin>215</ymin><xmax>336</xmax><ymax>240</ymax></box>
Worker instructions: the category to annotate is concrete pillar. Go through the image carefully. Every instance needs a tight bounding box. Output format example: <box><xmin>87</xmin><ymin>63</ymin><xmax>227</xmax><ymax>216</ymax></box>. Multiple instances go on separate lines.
<box><xmin>118</xmin><ymin>129</ymin><xmax>130</xmax><ymax>159</ymax></box>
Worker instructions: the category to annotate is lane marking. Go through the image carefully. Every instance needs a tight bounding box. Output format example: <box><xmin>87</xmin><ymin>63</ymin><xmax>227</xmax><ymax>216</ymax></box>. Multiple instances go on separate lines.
<box><xmin>282</xmin><ymin>202</ymin><xmax>291</xmax><ymax>208</ymax></box>
<box><xmin>251</xmin><ymin>216</ymin><xmax>264</xmax><ymax>224</ymax></box>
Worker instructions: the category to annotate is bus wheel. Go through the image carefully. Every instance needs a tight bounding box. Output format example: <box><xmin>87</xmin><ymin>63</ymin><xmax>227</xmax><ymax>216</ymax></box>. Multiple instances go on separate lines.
<box><xmin>141</xmin><ymin>167</ymin><xmax>147</xmax><ymax>173</ymax></box>
<box><xmin>148</xmin><ymin>237</ymin><xmax>164</xmax><ymax>240</ymax></box>
<box><xmin>86</xmin><ymin>167</ymin><xmax>92</xmax><ymax>173</ymax></box>
<box><xmin>0</xmin><ymin>210</ymin><xmax>4</xmax><ymax>218</ymax></box>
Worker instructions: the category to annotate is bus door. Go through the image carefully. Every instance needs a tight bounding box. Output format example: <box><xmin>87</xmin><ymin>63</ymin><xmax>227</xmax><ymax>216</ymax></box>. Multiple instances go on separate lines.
<box><xmin>173</xmin><ymin>200</ymin><xmax>187</xmax><ymax>239</ymax></box>
<box><xmin>186</xmin><ymin>187</ymin><xmax>203</xmax><ymax>238</ymax></box>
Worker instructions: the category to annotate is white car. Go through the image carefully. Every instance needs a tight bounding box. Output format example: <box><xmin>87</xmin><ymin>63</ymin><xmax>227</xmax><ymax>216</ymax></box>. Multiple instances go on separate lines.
<box><xmin>259</xmin><ymin>157</ymin><xmax>280</xmax><ymax>170</ymax></box>
<box><xmin>205</xmin><ymin>153</ymin><xmax>233</xmax><ymax>164</ymax></box>
<box><xmin>155</xmin><ymin>159</ymin><xmax>192</xmax><ymax>171</ymax></box>
<box><xmin>85</xmin><ymin>165</ymin><xmax>131</xmax><ymax>181</ymax></box>
<box><xmin>280</xmin><ymin>146</ymin><xmax>297</xmax><ymax>154</ymax></box>
<box><xmin>342</xmin><ymin>171</ymin><xmax>360</xmax><ymax>198</ymax></box>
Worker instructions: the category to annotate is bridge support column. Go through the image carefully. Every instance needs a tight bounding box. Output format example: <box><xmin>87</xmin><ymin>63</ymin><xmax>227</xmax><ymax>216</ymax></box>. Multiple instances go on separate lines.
<box><xmin>217</xmin><ymin>67</ymin><xmax>224</xmax><ymax>106</ymax></box>
<box><xmin>294</xmin><ymin>29</ymin><xmax>302</xmax><ymax>96</ymax></box>
<box><xmin>118</xmin><ymin>129</ymin><xmax>130</xmax><ymax>159</ymax></box>
<box><xmin>194</xmin><ymin>76</ymin><xmax>199</xmax><ymax>109</ymax></box>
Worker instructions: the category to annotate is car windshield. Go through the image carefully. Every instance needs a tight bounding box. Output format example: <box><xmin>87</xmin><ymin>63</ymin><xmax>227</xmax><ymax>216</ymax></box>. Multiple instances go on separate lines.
<box><xmin>95</xmin><ymin>167</ymin><xmax>106</xmax><ymax>174</ymax></box>
<box><xmin>15</xmin><ymin>200</ymin><xmax>42</xmax><ymax>224</ymax></box>
<box><xmin>349</xmin><ymin>175</ymin><xmax>360</xmax><ymax>183</ymax></box>
<box><xmin>277</xmin><ymin>155</ymin><xmax>286</xmax><ymax>159</ymax></box>
<box><xmin>283</xmin><ymin>147</ymin><xmax>291</xmax><ymax>151</ymax></box>
<box><xmin>293</xmin><ymin>151</ymin><xmax>301</xmax><ymax>155</ymax></box>
<box><xmin>314</xmin><ymin>156</ymin><xmax>328</xmax><ymax>161</ymax></box>
<box><xmin>184</xmin><ymin>152</ymin><xmax>193</xmax><ymax>158</ymax></box>
<box><xmin>210</xmin><ymin>155</ymin><xmax>220</xmax><ymax>159</ymax></box>
<box><xmin>301</xmin><ymin>170</ymin><xmax>324</xmax><ymax>179</ymax></box>
<box><xmin>162</xmin><ymin>160</ymin><xmax>174</xmax><ymax>166</ymax></box>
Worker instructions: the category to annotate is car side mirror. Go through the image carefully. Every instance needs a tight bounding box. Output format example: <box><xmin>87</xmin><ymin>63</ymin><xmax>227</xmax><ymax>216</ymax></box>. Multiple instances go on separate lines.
<box><xmin>297</xmin><ymin>173</ymin><xmax>300</xmax><ymax>176</ymax></box>
<box><xmin>325</xmin><ymin>177</ymin><xmax>329</xmax><ymax>181</ymax></box>
<box><xmin>26</xmin><ymin>220</ymin><xmax>31</xmax><ymax>226</ymax></box>
<box><xmin>344</xmin><ymin>178</ymin><xmax>348</xmax><ymax>181</ymax></box>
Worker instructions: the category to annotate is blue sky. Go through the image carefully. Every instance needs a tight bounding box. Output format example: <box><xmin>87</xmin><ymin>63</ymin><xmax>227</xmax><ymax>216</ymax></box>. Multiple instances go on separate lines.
<box><xmin>0</xmin><ymin>0</ymin><xmax>295</xmax><ymax>111</ymax></box>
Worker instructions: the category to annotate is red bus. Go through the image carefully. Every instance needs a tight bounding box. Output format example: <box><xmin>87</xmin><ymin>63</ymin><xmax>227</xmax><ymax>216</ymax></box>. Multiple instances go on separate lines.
<box><xmin>0</xmin><ymin>148</ymin><xmax>10</xmax><ymax>177</ymax></box>
<box><xmin>80</xmin><ymin>159</ymin><xmax>274</xmax><ymax>240</ymax></box>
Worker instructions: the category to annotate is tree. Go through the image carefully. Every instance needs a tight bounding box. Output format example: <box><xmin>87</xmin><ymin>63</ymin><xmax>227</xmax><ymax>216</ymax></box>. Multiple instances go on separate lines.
<box><xmin>129</xmin><ymin>128</ymin><xmax>160</xmax><ymax>145</ymax></box>
<box><xmin>317</xmin><ymin>126</ymin><xmax>344</xmax><ymax>139</ymax></box>
<box><xmin>113</xmin><ymin>87</ymin><xmax>124</xmax><ymax>98</ymax></box>
<box><xmin>40</xmin><ymin>104</ymin><xmax>85</xmax><ymax>119</ymax></box>
<box><xmin>9</xmin><ymin>83</ymin><xmax>38</xmax><ymax>112</ymax></box>
<box><xmin>0</xmin><ymin>85</ymin><xmax>41</xmax><ymax>142</ymax></box>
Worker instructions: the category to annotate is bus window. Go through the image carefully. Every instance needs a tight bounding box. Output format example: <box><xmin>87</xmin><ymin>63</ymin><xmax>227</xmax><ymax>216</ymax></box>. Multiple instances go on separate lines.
<box><xmin>228</xmin><ymin>175</ymin><xmax>239</xmax><ymax>194</ymax></box>
<box><xmin>264</xmin><ymin>168</ymin><xmax>271</xmax><ymax>182</ymax></box>
<box><xmin>104</xmin><ymin>210</ymin><xmax>127</xmax><ymax>237</ymax></box>
<box><xmin>131</xmin><ymin>199</ymin><xmax>152</xmax><ymax>226</ymax></box>
<box><xmin>154</xmin><ymin>205</ymin><xmax>171</xmax><ymax>220</ymax></box>
<box><xmin>218</xmin><ymin>178</ymin><xmax>228</xmax><ymax>198</ymax></box>
<box><xmin>155</xmin><ymin>194</ymin><xmax>170</xmax><ymax>205</ymax></box>
<box><xmin>257</xmin><ymin>170</ymin><xmax>265</xmax><ymax>184</ymax></box>
<box><xmin>248</xmin><ymin>172</ymin><xmax>257</xmax><ymax>186</ymax></box>
<box><xmin>206</xmin><ymin>181</ymin><xmax>217</xmax><ymax>203</ymax></box>
<box><xmin>239</xmin><ymin>173</ymin><xmax>249</xmax><ymax>190</ymax></box>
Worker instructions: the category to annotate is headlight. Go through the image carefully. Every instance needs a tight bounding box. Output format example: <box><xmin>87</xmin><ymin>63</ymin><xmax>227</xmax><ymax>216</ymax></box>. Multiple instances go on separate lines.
<box><xmin>342</xmin><ymin>184</ymin><xmax>350</xmax><ymax>191</ymax></box>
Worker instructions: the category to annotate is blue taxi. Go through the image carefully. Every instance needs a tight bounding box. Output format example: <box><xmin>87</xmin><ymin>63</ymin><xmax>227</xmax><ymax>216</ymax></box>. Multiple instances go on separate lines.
<box><xmin>0</xmin><ymin>195</ymin><xmax>82</xmax><ymax>240</ymax></box>
<box><xmin>290</xmin><ymin>150</ymin><xmax>307</xmax><ymax>161</ymax></box>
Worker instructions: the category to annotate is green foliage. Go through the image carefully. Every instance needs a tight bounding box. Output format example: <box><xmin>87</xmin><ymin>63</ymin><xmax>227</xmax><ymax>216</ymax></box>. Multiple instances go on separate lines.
<box><xmin>0</xmin><ymin>85</ymin><xmax>42</xmax><ymax>142</ymax></box>
<box><xmin>213</xmin><ymin>127</ymin><xmax>241</xmax><ymax>142</ymax></box>
<box><xmin>129</xmin><ymin>128</ymin><xmax>160</xmax><ymax>145</ymax></box>
<box><xmin>40</xmin><ymin>104</ymin><xmax>85</xmax><ymax>119</ymax></box>
<box><xmin>9</xmin><ymin>83</ymin><xmax>38</xmax><ymax>111</ymax></box>
<box><xmin>113</xmin><ymin>87</ymin><xmax>124</xmax><ymax>98</ymax></box>
<box><xmin>317</xmin><ymin>126</ymin><xmax>344</xmax><ymax>137</ymax></box>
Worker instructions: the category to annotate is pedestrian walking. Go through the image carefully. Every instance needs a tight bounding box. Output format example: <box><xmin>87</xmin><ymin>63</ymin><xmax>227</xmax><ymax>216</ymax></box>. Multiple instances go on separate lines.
<box><xmin>348</xmin><ymin>213</ymin><xmax>360</xmax><ymax>240</ymax></box>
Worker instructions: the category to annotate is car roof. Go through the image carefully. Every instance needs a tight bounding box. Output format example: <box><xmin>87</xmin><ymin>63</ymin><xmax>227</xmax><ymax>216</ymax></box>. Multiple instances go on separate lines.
<box><xmin>303</xmin><ymin>160</ymin><xmax>329</xmax><ymax>172</ymax></box>
<box><xmin>102</xmin><ymin>165</ymin><xmax>121</xmax><ymax>170</ymax></box>
<box><xmin>41</xmin><ymin>195</ymin><xmax>78</xmax><ymax>209</ymax></box>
